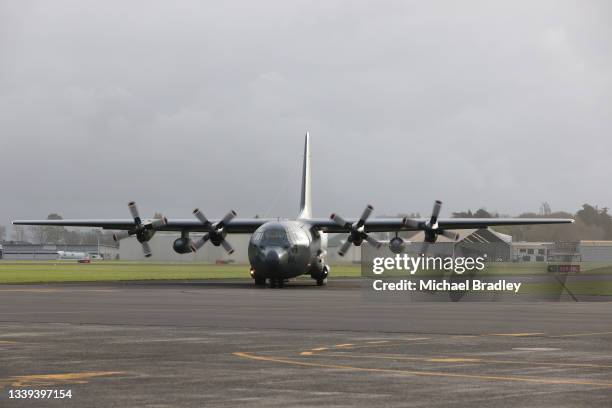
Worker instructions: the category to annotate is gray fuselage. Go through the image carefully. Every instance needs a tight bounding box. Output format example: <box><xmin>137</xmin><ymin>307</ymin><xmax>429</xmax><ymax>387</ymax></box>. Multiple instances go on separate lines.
<box><xmin>247</xmin><ymin>221</ymin><xmax>327</xmax><ymax>280</ymax></box>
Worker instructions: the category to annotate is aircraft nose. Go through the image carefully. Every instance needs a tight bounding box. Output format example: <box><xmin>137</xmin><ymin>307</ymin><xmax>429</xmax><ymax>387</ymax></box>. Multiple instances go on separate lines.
<box><xmin>266</xmin><ymin>250</ymin><xmax>280</xmax><ymax>265</ymax></box>
<box><xmin>263</xmin><ymin>248</ymin><xmax>288</xmax><ymax>267</ymax></box>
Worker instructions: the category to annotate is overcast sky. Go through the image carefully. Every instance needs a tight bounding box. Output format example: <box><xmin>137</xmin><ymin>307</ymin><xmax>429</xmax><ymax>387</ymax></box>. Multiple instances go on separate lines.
<box><xmin>1</xmin><ymin>1</ymin><xmax>611</xmax><ymax>230</ymax></box>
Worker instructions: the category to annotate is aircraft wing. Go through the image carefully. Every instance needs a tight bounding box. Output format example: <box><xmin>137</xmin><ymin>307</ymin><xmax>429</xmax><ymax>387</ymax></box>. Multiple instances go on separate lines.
<box><xmin>12</xmin><ymin>218</ymin><xmax>273</xmax><ymax>234</ymax></box>
<box><xmin>306</xmin><ymin>217</ymin><xmax>574</xmax><ymax>233</ymax></box>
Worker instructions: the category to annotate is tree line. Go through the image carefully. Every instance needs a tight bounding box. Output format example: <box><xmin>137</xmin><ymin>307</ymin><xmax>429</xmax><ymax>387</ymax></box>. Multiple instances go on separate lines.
<box><xmin>3</xmin><ymin>213</ymin><xmax>117</xmax><ymax>245</ymax></box>
<box><xmin>452</xmin><ymin>203</ymin><xmax>612</xmax><ymax>242</ymax></box>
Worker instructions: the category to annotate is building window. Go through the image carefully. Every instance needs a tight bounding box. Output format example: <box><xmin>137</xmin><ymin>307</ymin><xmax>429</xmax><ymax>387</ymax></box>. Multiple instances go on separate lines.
<box><xmin>536</xmin><ymin>256</ymin><xmax>545</xmax><ymax>261</ymax></box>
<box><xmin>519</xmin><ymin>248</ymin><xmax>527</xmax><ymax>253</ymax></box>
<box><xmin>538</xmin><ymin>249</ymin><xmax>545</xmax><ymax>255</ymax></box>
<box><xmin>527</xmin><ymin>249</ymin><xmax>534</xmax><ymax>254</ymax></box>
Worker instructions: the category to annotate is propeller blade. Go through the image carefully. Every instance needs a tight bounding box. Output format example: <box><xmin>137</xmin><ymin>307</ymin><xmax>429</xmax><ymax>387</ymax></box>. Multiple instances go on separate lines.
<box><xmin>218</xmin><ymin>210</ymin><xmax>237</xmax><ymax>228</ymax></box>
<box><xmin>330</xmin><ymin>213</ymin><xmax>350</xmax><ymax>228</ymax></box>
<box><xmin>441</xmin><ymin>230</ymin><xmax>459</xmax><ymax>241</ymax></box>
<box><xmin>141</xmin><ymin>240</ymin><xmax>152</xmax><ymax>258</ymax></box>
<box><xmin>338</xmin><ymin>237</ymin><xmax>353</xmax><ymax>257</ymax></box>
<box><xmin>149</xmin><ymin>217</ymin><xmax>168</xmax><ymax>229</ymax></box>
<box><xmin>128</xmin><ymin>201</ymin><xmax>142</xmax><ymax>224</ymax></box>
<box><xmin>220</xmin><ymin>239</ymin><xmax>234</xmax><ymax>254</ymax></box>
<box><xmin>193</xmin><ymin>208</ymin><xmax>211</xmax><ymax>227</ymax></box>
<box><xmin>364</xmin><ymin>234</ymin><xmax>382</xmax><ymax>249</ymax></box>
<box><xmin>113</xmin><ymin>231</ymin><xmax>130</xmax><ymax>242</ymax></box>
<box><xmin>430</xmin><ymin>200</ymin><xmax>442</xmax><ymax>223</ymax></box>
<box><xmin>191</xmin><ymin>234</ymin><xmax>210</xmax><ymax>251</ymax></box>
<box><xmin>356</xmin><ymin>205</ymin><xmax>374</xmax><ymax>227</ymax></box>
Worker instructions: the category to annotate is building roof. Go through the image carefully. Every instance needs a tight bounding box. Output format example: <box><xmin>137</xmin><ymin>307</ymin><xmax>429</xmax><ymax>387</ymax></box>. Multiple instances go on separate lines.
<box><xmin>579</xmin><ymin>240</ymin><xmax>612</xmax><ymax>247</ymax></box>
<box><xmin>408</xmin><ymin>228</ymin><xmax>512</xmax><ymax>244</ymax></box>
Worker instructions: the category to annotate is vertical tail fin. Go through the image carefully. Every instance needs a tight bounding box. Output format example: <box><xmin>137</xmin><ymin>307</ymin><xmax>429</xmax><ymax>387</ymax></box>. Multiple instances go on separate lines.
<box><xmin>298</xmin><ymin>132</ymin><xmax>312</xmax><ymax>219</ymax></box>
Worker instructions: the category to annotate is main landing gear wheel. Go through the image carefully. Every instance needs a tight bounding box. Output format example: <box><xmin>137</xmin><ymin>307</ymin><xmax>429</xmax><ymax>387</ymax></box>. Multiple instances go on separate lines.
<box><xmin>269</xmin><ymin>279</ymin><xmax>277</xmax><ymax>288</ymax></box>
<box><xmin>314</xmin><ymin>265</ymin><xmax>329</xmax><ymax>286</ymax></box>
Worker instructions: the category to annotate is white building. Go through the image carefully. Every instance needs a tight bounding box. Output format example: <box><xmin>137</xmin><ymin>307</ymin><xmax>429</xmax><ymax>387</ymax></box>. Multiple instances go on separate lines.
<box><xmin>511</xmin><ymin>242</ymin><xmax>551</xmax><ymax>262</ymax></box>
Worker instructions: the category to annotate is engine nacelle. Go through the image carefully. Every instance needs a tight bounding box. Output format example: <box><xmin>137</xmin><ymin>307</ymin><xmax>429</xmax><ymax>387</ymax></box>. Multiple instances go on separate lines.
<box><xmin>136</xmin><ymin>229</ymin><xmax>156</xmax><ymax>243</ymax></box>
<box><xmin>173</xmin><ymin>237</ymin><xmax>194</xmax><ymax>254</ymax></box>
<box><xmin>424</xmin><ymin>229</ymin><xmax>438</xmax><ymax>244</ymax></box>
<box><xmin>389</xmin><ymin>236</ymin><xmax>405</xmax><ymax>254</ymax></box>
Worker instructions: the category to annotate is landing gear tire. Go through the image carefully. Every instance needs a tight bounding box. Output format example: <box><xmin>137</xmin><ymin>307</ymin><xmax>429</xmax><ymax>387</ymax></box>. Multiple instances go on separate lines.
<box><xmin>254</xmin><ymin>276</ymin><xmax>266</xmax><ymax>286</ymax></box>
<box><xmin>269</xmin><ymin>278</ymin><xmax>285</xmax><ymax>288</ymax></box>
<box><xmin>316</xmin><ymin>277</ymin><xmax>327</xmax><ymax>286</ymax></box>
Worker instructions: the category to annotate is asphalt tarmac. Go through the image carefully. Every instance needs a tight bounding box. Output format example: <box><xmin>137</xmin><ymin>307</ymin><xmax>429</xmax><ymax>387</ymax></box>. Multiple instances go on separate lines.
<box><xmin>0</xmin><ymin>279</ymin><xmax>611</xmax><ymax>407</ymax></box>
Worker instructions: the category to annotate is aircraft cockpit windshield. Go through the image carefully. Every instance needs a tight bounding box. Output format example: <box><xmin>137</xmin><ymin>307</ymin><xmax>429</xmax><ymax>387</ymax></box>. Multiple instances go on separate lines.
<box><xmin>261</xmin><ymin>229</ymin><xmax>289</xmax><ymax>246</ymax></box>
<box><xmin>253</xmin><ymin>225</ymin><xmax>310</xmax><ymax>247</ymax></box>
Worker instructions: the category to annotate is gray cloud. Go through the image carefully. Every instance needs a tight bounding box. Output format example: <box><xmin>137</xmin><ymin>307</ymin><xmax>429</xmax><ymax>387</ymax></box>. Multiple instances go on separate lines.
<box><xmin>1</xmin><ymin>0</ymin><xmax>611</xmax><ymax>230</ymax></box>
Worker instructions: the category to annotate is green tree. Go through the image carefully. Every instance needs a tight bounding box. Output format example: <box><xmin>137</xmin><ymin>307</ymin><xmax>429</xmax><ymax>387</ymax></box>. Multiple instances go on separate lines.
<box><xmin>29</xmin><ymin>213</ymin><xmax>67</xmax><ymax>244</ymax></box>
<box><xmin>452</xmin><ymin>208</ymin><xmax>497</xmax><ymax>218</ymax></box>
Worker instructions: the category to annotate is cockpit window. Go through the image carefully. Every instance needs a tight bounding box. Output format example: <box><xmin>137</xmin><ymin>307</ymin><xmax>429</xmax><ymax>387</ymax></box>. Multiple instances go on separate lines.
<box><xmin>252</xmin><ymin>225</ymin><xmax>310</xmax><ymax>246</ymax></box>
<box><xmin>261</xmin><ymin>229</ymin><xmax>289</xmax><ymax>245</ymax></box>
<box><xmin>287</xmin><ymin>227</ymin><xmax>310</xmax><ymax>245</ymax></box>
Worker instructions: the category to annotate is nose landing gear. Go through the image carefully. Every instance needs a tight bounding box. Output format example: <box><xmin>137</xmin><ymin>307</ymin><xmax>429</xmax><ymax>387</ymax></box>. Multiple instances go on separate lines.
<box><xmin>269</xmin><ymin>278</ymin><xmax>286</xmax><ymax>288</ymax></box>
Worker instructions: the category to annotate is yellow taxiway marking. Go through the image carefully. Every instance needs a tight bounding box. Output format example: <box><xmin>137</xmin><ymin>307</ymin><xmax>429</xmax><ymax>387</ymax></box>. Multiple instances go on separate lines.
<box><xmin>554</xmin><ymin>331</ymin><xmax>612</xmax><ymax>338</ymax></box>
<box><xmin>322</xmin><ymin>353</ymin><xmax>612</xmax><ymax>369</ymax></box>
<box><xmin>0</xmin><ymin>341</ymin><xmax>17</xmax><ymax>345</ymax></box>
<box><xmin>0</xmin><ymin>371</ymin><xmax>125</xmax><ymax>389</ymax></box>
<box><xmin>0</xmin><ymin>289</ymin><xmax>118</xmax><ymax>293</ymax></box>
<box><xmin>301</xmin><ymin>339</ymin><xmax>432</xmax><ymax>356</ymax></box>
<box><xmin>402</xmin><ymin>337</ymin><xmax>431</xmax><ymax>341</ymax></box>
<box><xmin>488</xmin><ymin>333</ymin><xmax>545</xmax><ymax>337</ymax></box>
<box><xmin>427</xmin><ymin>358</ymin><xmax>482</xmax><ymax>363</ymax></box>
<box><xmin>301</xmin><ymin>339</ymin><xmax>431</xmax><ymax>357</ymax></box>
<box><xmin>233</xmin><ymin>352</ymin><xmax>612</xmax><ymax>388</ymax></box>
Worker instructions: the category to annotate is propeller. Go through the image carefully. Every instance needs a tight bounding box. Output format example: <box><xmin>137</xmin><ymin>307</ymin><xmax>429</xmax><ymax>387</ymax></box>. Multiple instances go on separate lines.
<box><xmin>422</xmin><ymin>200</ymin><xmax>459</xmax><ymax>243</ymax></box>
<box><xmin>190</xmin><ymin>209</ymin><xmax>237</xmax><ymax>254</ymax></box>
<box><xmin>402</xmin><ymin>200</ymin><xmax>458</xmax><ymax>254</ymax></box>
<box><xmin>331</xmin><ymin>204</ymin><xmax>382</xmax><ymax>256</ymax></box>
<box><xmin>112</xmin><ymin>201</ymin><xmax>167</xmax><ymax>258</ymax></box>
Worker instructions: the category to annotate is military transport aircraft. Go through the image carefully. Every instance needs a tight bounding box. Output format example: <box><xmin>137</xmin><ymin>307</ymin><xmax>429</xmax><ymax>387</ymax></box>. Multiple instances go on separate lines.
<box><xmin>13</xmin><ymin>134</ymin><xmax>573</xmax><ymax>287</ymax></box>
